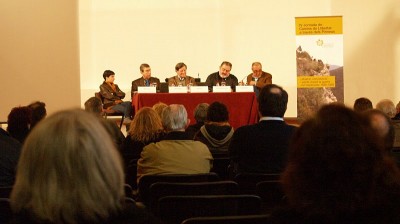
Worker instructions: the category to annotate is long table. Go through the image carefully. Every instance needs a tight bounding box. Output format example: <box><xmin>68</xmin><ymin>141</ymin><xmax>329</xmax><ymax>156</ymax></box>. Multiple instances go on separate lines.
<box><xmin>132</xmin><ymin>92</ymin><xmax>259</xmax><ymax>129</ymax></box>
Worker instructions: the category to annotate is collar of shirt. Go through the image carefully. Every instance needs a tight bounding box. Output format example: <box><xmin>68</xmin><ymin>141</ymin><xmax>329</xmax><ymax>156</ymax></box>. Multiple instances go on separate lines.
<box><xmin>259</xmin><ymin>116</ymin><xmax>284</xmax><ymax>122</ymax></box>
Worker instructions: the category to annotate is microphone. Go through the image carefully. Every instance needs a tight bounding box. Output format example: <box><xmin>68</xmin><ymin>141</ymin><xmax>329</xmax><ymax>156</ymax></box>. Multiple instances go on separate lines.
<box><xmin>240</xmin><ymin>75</ymin><xmax>247</xmax><ymax>85</ymax></box>
<box><xmin>165</xmin><ymin>78</ymin><xmax>169</xmax><ymax>82</ymax></box>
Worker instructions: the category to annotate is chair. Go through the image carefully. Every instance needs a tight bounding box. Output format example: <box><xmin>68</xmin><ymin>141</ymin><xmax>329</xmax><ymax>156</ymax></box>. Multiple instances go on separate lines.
<box><xmin>0</xmin><ymin>186</ymin><xmax>12</xmax><ymax>198</ymax></box>
<box><xmin>0</xmin><ymin>198</ymin><xmax>12</xmax><ymax>223</ymax></box>
<box><xmin>234</xmin><ymin>172</ymin><xmax>281</xmax><ymax>194</ymax></box>
<box><xmin>94</xmin><ymin>92</ymin><xmax>124</xmax><ymax>128</ymax></box>
<box><xmin>256</xmin><ymin>181</ymin><xmax>285</xmax><ymax>212</ymax></box>
<box><xmin>211</xmin><ymin>157</ymin><xmax>230</xmax><ymax>180</ymax></box>
<box><xmin>157</xmin><ymin>195</ymin><xmax>262</xmax><ymax>224</ymax></box>
<box><xmin>149</xmin><ymin>181</ymin><xmax>239</xmax><ymax>214</ymax></box>
<box><xmin>181</xmin><ymin>214</ymin><xmax>271</xmax><ymax>224</ymax></box>
<box><xmin>125</xmin><ymin>159</ymin><xmax>138</xmax><ymax>190</ymax></box>
<box><xmin>137</xmin><ymin>173</ymin><xmax>220</xmax><ymax>206</ymax></box>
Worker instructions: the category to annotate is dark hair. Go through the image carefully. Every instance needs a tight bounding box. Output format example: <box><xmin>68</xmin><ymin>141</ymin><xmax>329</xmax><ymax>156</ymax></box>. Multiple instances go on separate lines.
<box><xmin>220</xmin><ymin>61</ymin><xmax>232</xmax><ymax>68</ymax></box>
<box><xmin>84</xmin><ymin>97</ymin><xmax>103</xmax><ymax>115</ymax></box>
<box><xmin>7</xmin><ymin>106</ymin><xmax>32</xmax><ymax>143</ymax></box>
<box><xmin>207</xmin><ymin>102</ymin><xmax>229</xmax><ymax>122</ymax></box>
<box><xmin>140</xmin><ymin>63</ymin><xmax>150</xmax><ymax>72</ymax></box>
<box><xmin>103</xmin><ymin>70</ymin><xmax>115</xmax><ymax>80</ymax></box>
<box><xmin>353</xmin><ymin>97</ymin><xmax>373</xmax><ymax>112</ymax></box>
<box><xmin>27</xmin><ymin>101</ymin><xmax>46</xmax><ymax>129</ymax></box>
<box><xmin>282</xmin><ymin>104</ymin><xmax>400</xmax><ymax>216</ymax></box>
<box><xmin>175</xmin><ymin>62</ymin><xmax>187</xmax><ymax>72</ymax></box>
<box><xmin>258</xmin><ymin>84</ymin><xmax>288</xmax><ymax>117</ymax></box>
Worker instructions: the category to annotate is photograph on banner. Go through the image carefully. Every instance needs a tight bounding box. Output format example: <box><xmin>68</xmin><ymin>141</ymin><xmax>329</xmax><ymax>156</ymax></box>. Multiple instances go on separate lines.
<box><xmin>295</xmin><ymin>16</ymin><xmax>343</xmax><ymax>120</ymax></box>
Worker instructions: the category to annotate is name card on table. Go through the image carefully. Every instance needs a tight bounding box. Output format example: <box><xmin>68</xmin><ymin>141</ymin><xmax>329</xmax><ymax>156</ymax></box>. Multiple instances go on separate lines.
<box><xmin>212</xmin><ymin>86</ymin><xmax>231</xmax><ymax>93</ymax></box>
<box><xmin>138</xmin><ymin>86</ymin><xmax>156</xmax><ymax>93</ymax></box>
<box><xmin>169</xmin><ymin>86</ymin><xmax>188</xmax><ymax>93</ymax></box>
<box><xmin>235</xmin><ymin>85</ymin><xmax>254</xmax><ymax>92</ymax></box>
<box><xmin>189</xmin><ymin>86</ymin><xmax>209</xmax><ymax>93</ymax></box>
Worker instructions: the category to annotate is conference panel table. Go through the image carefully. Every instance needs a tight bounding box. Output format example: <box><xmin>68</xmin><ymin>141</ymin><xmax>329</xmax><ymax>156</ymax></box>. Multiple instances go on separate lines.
<box><xmin>132</xmin><ymin>92</ymin><xmax>259</xmax><ymax>129</ymax></box>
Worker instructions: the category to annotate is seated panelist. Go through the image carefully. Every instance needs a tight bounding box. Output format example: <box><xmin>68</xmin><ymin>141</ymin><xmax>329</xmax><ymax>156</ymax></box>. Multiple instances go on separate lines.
<box><xmin>131</xmin><ymin>63</ymin><xmax>161</xmax><ymax>96</ymax></box>
<box><xmin>205</xmin><ymin>61</ymin><xmax>238</xmax><ymax>92</ymax></box>
<box><xmin>167</xmin><ymin>62</ymin><xmax>197</xmax><ymax>86</ymax></box>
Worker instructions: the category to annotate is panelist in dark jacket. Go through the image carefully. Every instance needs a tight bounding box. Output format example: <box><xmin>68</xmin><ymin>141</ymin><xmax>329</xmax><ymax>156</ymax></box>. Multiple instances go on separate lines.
<box><xmin>131</xmin><ymin>63</ymin><xmax>161</xmax><ymax>96</ymax></box>
<box><xmin>205</xmin><ymin>61</ymin><xmax>238</xmax><ymax>91</ymax></box>
<box><xmin>229</xmin><ymin>84</ymin><xmax>297</xmax><ymax>175</ymax></box>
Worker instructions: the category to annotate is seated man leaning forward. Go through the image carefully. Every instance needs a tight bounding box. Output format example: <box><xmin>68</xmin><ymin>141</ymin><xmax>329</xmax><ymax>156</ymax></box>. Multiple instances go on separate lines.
<box><xmin>229</xmin><ymin>84</ymin><xmax>297</xmax><ymax>175</ymax></box>
<box><xmin>131</xmin><ymin>63</ymin><xmax>161</xmax><ymax>96</ymax></box>
<box><xmin>205</xmin><ymin>61</ymin><xmax>238</xmax><ymax>91</ymax></box>
<box><xmin>137</xmin><ymin>104</ymin><xmax>213</xmax><ymax>182</ymax></box>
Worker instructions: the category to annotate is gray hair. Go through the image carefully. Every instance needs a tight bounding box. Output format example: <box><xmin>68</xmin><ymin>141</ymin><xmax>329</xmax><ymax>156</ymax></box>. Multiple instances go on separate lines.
<box><xmin>162</xmin><ymin>104</ymin><xmax>188</xmax><ymax>131</ymax></box>
<box><xmin>376</xmin><ymin>99</ymin><xmax>396</xmax><ymax>118</ymax></box>
<box><xmin>194</xmin><ymin>103</ymin><xmax>209</xmax><ymax>123</ymax></box>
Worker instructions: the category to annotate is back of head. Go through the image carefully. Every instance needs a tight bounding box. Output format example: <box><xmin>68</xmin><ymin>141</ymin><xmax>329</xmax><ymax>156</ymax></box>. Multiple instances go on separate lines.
<box><xmin>7</xmin><ymin>106</ymin><xmax>32</xmax><ymax>142</ymax></box>
<box><xmin>363</xmin><ymin>109</ymin><xmax>395</xmax><ymax>151</ymax></box>
<box><xmin>353</xmin><ymin>97</ymin><xmax>373</xmax><ymax>112</ymax></box>
<box><xmin>84</xmin><ymin>97</ymin><xmax>103</xmax><ymax>115</ymax></box>
<box><xmin>102</xmin><ymin>70</ymin><xmax>115</xmax><ymax>80</ymax></box>
<box><xmin>128</xmin><ymin>107</ymin><xmax>163</xmax><ymax>142</ymax></box>
<box><xmin>194</xmin><ymin>103</ymin><xmax>209</xmax><ymax>123</ymax></box>
<box><xmin>162</xmin><ymin>104</ymin><xmax>188</xmax><ymax>132</ymax></box>
<box><xmin>207</xmin><ymin>101</ymin><xmax>229</xmax><ymax>122</ymax></box>
<box><xmin>376</xmin><ymin>99</ymin><xmax>396</xmax><ymax>118</ymax></box>
<box><xmin>27</xmin><ymin>101</ymin><xmax>46</xmax><ymax>128</ymax></box>
<box><xmin>11</xmin><ymin>109</ymin><xmax>124</xmax><ymax>223</ymax></box>
<box><xmin>152</xmin><ymin>102</ymin><xmax>168</xmax><ymax>118</ymax></box>
<box><xmin>258</xmin><ymin>84</ymin><xmax>288</xmax><ymax>117</ymax></box>
<box><xmin>282</xmin><ymin>104</ymin><xmax>400</xmax><ymax>214</ymax></box>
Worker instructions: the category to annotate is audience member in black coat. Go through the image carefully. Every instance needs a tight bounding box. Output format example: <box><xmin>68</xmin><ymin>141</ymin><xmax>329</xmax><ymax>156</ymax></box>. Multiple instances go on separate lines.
<box><xmin>0</xmin><ymin>128</ymin><xmax>22</xmax><ymax>187</ymax></box>
<box><xmin>7</xmin><ymin>106</ymin><xmax>31</xmax><ymax>143</ymax></box>
<box><xmin>229</xmin><ymin>84</ymin><xmax>297</xmax><ymax>175</ymax></box>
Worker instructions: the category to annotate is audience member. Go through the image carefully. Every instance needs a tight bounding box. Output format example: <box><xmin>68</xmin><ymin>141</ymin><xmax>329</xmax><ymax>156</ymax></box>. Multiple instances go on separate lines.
<box><xmin>205</xmin><ymin>61</ymin><xmax>238</xmax><ymax>91</ymax></box>
<box><xmin>186</xmin><ymin>103</ymin><xmax>209</xmax><ymax>139</ymax></box>
<box><xmin>84</xmin><ymin>97</ymin><xmax>125</xmax><ymax>150</ymax></box>
<box><xmin>394</xmin><ymin>101</ymin><xmax>400</xmax><ymax>120</ymax></box>
<box><xmin>376</xmin><ymin>99</ymin><xmax>396</xmax><ymax>118</ymax></box>
<box><xmin>353</xmin><ymin>97</ymin><xmax>373</xmax><ymax>112</ymax></box>
<box><xmin>122</xmin><ymin>107</ymin><xmax>164</xmax><ymax>184</ymax></box>
<box><xmin>27</xmin><ymin>101</ymin><xmax>46</xmax><ymax>129</ymax></box>
<box><xmin>194</xmin><ymin>102</ymin><xmax>233</xmax><ymax>153</ymax></box>
<box><xmin>7</xmin><ymin>106</ymin><xmax>31</xmax><ymax>143</ymax></box>
<box><xmin>364</xmin><ymin>109</ymin><xmax>395</xmax><ymax>152</ymax></box>
<box><xmin>152</xmin><ymin>102</ymin><xmax>168</xmax><ymax>119</ymax></box>
<box><xmin>167</xmin><ymin>62</ymin><xmax>197</xmax><ymax>86</ymax></box>
<box><xmin>99</xmin><ymin>70</ymin><xmax>133</xmax><ymax>124</ymax></box>
<box><xmin>131</xmin><ymin>63</ymin><xmax>161</xmax><ymax>95</ymax></box>
<box><xmin>137</xmin><ymin>104</ymin><xmax>212</xmax><ymax>182</ymax></box>
<box><xmin>244</xmin><ymin>62</ymin><xmax>272</xmax><ymax>91</ymax></box>
<box><xmin>10</xmin><ymin>109</ymin><xmax>159</xmax><ymax>224</ymax></box>
<box><xmin>271</xmin><ymin>104</ymin><xmax>400</xmax><ymax>223</ymax></box>
<box><xmin>229</xmin><ymin>84</ymin><xmax>297</xmax><ymax>175</ymax></box>
<box><xmin>0</xmin><ymin>126</ymin><xmax>22</xmax><ymax>187</ymax></box>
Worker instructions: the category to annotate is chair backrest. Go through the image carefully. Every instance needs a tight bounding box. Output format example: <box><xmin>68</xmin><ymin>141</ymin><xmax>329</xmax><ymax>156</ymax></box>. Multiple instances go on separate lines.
<box><xmin>181</xmin><ymin>214</ymin><xmax>271</xmax><ymax>224</ymax></box>
<box><xmin>157</xmin><ymin>195</ymin><xmax>262</xmax><ymax>224</ymax></box>
<box><xmin>234</xmin><ymin>173</ymin><xmax>281</xmax><ymax>194</ymax></box>
<box><xmin>210</xmin><ymin>157</ymin><xmax>230</xmax><ymax>180</ymax></box>
<box><xmin>255</xmin><ymin>181</ymin><xmax>285</xmax><ymax>211</ymax></box>
<box><xmin>0</xmin><ymin>198</ymin><xmax>12</xmax><ymax>223</ymax></box>
<box><xmin>137</xmin><ymin>173</ymin><xmax>220</xmax><ymax>205</ymax></box>
<box><xmin>149</xmin><ymin>181</ymin><xmax>239</xmax><ymax>213</ymax></box>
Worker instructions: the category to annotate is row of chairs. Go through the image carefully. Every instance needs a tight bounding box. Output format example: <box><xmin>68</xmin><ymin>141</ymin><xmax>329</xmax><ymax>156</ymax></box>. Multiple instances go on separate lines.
<box><xmin>132</xmin><ymin>172</ymin><xmax>284</xmax><ymax>224</ymax></box>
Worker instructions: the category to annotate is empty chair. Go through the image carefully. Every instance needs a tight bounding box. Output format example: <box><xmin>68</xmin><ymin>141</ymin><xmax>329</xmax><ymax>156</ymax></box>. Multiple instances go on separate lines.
<box><xmin>157</xmin><ymin>195</ymin><xmax>262</xmax><ymax>224</ymax></box>
<box><xmin>234</xmin><ymin>172</ymin><xmax>281</xmax><ymax>194</ymax></box>
<box><xmin>181</xmin><ymin>214</ymin><xmax>271</xmax><ymax>224</ymax></box>
<box><xmin>149</xmin><ymin>181</ymin><xmax>239</xmax><ymax>213</ymax></box>
<box><xmin>256</xmin><ymin>181</ymin><xmax>285</xmax><ymax>212</ymax></box>
<box><xmin>137</xmin><ymin>172</ymin><xmax>220</xmax><ymax>205</ymax></box>
<box><xmin>0</xmin><ymin>198</ymin><xmax>12</xmax><ymax>223</ymax></box>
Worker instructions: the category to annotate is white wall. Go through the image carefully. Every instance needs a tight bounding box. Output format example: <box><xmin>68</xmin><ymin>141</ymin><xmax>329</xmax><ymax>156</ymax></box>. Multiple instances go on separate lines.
<box><xmin>79</xmin><ymin>0</ymin><xmax>333</xmax><ymax>116</ymax></box>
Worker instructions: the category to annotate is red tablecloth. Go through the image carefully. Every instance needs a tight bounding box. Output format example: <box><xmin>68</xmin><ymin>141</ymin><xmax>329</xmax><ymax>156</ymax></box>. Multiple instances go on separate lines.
<box><xmin>132</xmin><ymin>92</ymin><xmax>259</xmax><ymax>129</ymax></box>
